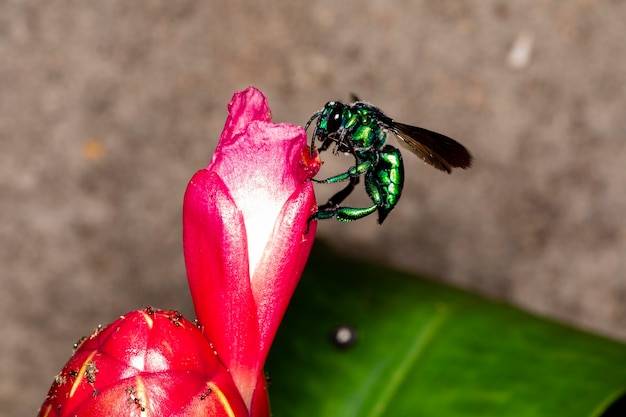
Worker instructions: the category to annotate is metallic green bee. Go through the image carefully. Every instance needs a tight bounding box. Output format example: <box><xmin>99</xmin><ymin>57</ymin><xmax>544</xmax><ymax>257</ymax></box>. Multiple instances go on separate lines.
<box><xmin>306</xmin><ymin>98</ymin><xmax>472</xmax><ymax>224</ymax></box>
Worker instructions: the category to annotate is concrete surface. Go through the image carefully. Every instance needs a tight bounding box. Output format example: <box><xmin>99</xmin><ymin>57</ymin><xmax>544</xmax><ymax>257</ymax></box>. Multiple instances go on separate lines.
<box><xmin>1</xmin><ymin>1</ymin><xmax>625</xmax><ymax>415</ymax></box>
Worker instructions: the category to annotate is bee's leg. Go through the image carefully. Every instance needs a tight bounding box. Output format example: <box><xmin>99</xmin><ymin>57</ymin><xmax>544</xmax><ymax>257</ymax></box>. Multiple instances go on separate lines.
<box><xmin>318</xmin><ymin>176</ymin><xmax>360</xmax><ymax>211</ymax></box>
<box><xmin>313</xmin><ymin>159</ymin><xmax>371</xmax><ymax>210</ymax></box>
<box><xmin>305</xmin><ymin>176</ymin><xmax>360</xmax><ymax>233</ymax></box>
<box><xmin>312</xmin><ymin>160</ymin><xmax>372</xmax><ymax>184</ymax></box>
<box><xmin>308</xmin><ymin>203</ymin><xmax>378</xmax><ymax>224</ymax></box>
<box><xmin>335</xmin><ymin>205</ymin><xmax>378</xmax><ymax>221</ymax></box>
<box><xmin>306</xmin><ymin>160</ymin><xmax>375</xmax><ymax>232</ymax></box>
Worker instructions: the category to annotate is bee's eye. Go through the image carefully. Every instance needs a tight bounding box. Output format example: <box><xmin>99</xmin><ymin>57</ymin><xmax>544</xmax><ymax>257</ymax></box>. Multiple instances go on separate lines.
<box><xmin>326</xmin><ymin>107</ymin><xmax>342</xmax><ymax>132</ymax></box>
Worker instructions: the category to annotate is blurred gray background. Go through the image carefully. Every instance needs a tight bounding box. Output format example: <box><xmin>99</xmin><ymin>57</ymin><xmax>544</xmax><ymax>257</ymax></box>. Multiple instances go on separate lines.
<box><xmin>1</xmin><ymin>1</ymin><xmax>625</xmax><ymax>415</ymax></box>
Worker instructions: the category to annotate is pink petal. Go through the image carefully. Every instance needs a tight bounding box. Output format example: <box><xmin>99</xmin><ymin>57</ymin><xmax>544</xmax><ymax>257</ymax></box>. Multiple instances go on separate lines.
<box><xmin>217</xmin><ymin>87</ymin><xmax>272</xmax><ymax>146</ymax></box>
<box><xmin>210</xmin><ymin>120</ymin><xmax>315</xmax><ymax>279</ymax></box>
<box><xmin>183</xmin><ymin>86</ymin><xmax>321</xmax><ymax>410</ymax></box>
<box><xmin>183</xmin><ymin>169</ymin><xmax>261</xmax><ymax>404</ymax></box>
<box><xmin>252</xmin><ymin>182</ymin><xmax>317</xmax><ymax>364</ymax></box>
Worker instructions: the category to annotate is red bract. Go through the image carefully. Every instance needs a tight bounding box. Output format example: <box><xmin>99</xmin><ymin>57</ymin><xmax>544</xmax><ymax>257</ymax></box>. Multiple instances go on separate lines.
<box><xmin>183</xmin><ymin>86</ymin><xmax>320</xmax><ymax>412</ymax></box>
<box><xmin>38</xmin><ymin>308</ymin><xmax>248</xmax><ymax>417</ymax></box>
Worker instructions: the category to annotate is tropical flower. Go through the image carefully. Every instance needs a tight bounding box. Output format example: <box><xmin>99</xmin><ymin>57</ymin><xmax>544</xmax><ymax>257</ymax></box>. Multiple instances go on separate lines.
<box><xmin>38</xmin><ymin>308</ymin><xmax>249</xmax><ymax>417</ymax></box>
<box><xmin>183</xmin><ymin>86</ymin><xmax>321</xmax><ymax>414</ymax></box>
<box><xmin>38</xmin><ymin>87</ymin><xmax>319</xmax><ymax>417</ymax></box>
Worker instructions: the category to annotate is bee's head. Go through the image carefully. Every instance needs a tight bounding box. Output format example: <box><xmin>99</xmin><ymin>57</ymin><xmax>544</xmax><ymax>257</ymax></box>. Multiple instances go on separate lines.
<box><xmin>305</xmin><ymin>101</ymin><xmax>347</xmax><ymax>155</ymax></box>
<box><xmin>317</xmin><ymin>101</ymin><xmax>345</xmax><ymax>135</ymax></box>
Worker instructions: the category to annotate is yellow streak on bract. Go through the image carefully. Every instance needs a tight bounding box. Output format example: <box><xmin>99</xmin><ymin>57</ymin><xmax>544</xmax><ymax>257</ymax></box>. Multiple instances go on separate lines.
<box><xmin>69</xmin><ymin>350</ymin><xmax>98</xmax><ymax>398</ymax></box>
<box><xmin>139</xmin><ymin>310</ymin><xmax>154</xmax><ymax>329</ymax></box>
<box><xmin>207</xmin><ymin>382</ymin><xmax>236</xmax><ymax>417</ymax></box>
<box><xmin>135</xmin><ymin>376</ymin><xmax>149</xmax><ymax>417</ymax></box>
<box><xmin>39</xmin><ymin>404</ymin><xmax>52</xmax><ymax>417</ymax></box>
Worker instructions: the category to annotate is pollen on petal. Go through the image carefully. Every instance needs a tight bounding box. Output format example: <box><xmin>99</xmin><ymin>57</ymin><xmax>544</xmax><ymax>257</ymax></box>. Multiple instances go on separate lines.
<box><xmin>139</xmin><ymin>309</ymin><xmax>155</xmax><ymax>329</ymax></box>
<box><xmin>69</xmin><ymin>350</ymin><xmax>98</xmax><ymax>398</ymax></box>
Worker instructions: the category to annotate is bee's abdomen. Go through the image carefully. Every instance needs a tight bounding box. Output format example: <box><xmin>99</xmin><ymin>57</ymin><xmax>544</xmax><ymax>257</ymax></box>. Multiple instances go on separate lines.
<box><xmin>367</xmin><ymin>145</ymin><xmax>404</xmax><ymax>224</ymax></box>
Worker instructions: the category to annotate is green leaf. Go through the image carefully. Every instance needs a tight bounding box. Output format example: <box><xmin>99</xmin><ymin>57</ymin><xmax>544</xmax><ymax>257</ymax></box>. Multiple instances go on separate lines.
<box><xmin>265</xmin><ymin>241</ymin><xmax>626</xmax><ymax>416</ymax></box>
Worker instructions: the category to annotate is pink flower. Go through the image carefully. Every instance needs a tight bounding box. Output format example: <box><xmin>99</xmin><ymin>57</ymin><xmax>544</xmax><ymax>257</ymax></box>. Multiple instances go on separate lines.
<box><xmin>37</xmin><ymin>87</ymin><xmax>318</xmax><ymax>417</ymax></box>
<box><xmin>183</xmin><ymin>87</ymin><xmax>321</xmax><ymax>414</ymax></box>
<box><xmin>38</xmin><ymin>308</ymin><xmax>249</xmax><ymax>417</ymax></box>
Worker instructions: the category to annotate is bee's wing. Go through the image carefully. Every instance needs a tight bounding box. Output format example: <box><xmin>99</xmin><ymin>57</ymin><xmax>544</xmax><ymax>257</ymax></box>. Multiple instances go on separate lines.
<box><xmin>390</xmin><ymin>122</ymin><xmax>472</xmax><ymax>173</ymax></box>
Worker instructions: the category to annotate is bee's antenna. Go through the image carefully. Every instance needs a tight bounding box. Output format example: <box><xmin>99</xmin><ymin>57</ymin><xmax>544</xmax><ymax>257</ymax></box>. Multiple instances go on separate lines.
<box><xmin>304</xmin><ymin>111</ymin><xmax>320</xmax><ymax>132</ymax></box>
<box><xmin>305</xmin><ymin>110</ymin><xmax>323</xmax><ymax>156</ymax></box>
